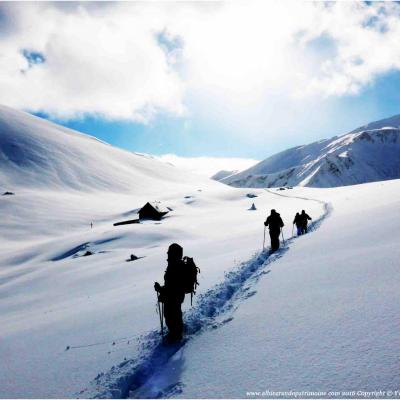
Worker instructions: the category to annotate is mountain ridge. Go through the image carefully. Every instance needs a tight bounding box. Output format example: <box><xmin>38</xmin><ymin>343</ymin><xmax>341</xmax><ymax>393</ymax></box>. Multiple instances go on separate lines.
<box><xmin>214</xmin><ymin>114</ymin><xmax>400</xmax><ymax>188</ymax></box>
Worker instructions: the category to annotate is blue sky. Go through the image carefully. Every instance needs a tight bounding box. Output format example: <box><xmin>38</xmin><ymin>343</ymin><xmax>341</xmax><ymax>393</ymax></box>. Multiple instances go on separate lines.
<box><xmin>2</xmin><ymin>1</ymin><xmax>400</xmax><ymax>169</ymax></box>
<box><xmin>37</xmin><ymin>68</ymin><xmax>400</xmax><ymax>160</ymax></box>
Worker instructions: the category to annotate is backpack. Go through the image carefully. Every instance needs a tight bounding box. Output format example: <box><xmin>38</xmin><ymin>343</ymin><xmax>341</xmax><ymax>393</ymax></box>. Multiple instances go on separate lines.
<box><xmin>182</xmin><ymin>256</ymin><xmax>200</xmax><ymax>304</ymax></box>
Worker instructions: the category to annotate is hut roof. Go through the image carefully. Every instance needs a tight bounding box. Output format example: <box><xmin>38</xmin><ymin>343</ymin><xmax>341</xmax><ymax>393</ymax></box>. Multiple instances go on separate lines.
<box><xmin>138</xmin><ymin>201</ymin><xmax>169</xmax><ymax>219</ymax></box>
<box><xmin>142</xmin><ymin>201</ymin><xmax>169</xmax><ymax>213</ymax></box>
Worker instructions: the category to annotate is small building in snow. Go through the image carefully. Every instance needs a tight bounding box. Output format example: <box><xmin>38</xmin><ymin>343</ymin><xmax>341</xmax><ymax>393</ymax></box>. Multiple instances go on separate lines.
<box><xmin>138</xmin><ymin>202</ymin><xmax>169</xmax><ymax>221</ymax></box>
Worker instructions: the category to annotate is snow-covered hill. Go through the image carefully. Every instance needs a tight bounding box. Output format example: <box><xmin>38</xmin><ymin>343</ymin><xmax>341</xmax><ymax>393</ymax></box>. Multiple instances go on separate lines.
<box><xmin>216</xmin><ymin>121</ymin><xmax>400</xmax><ymax>188</ymax></box>
<box><xmin>0</xmin><ymin>104</ymin><xmax>230</xmax><ymax>246</ymax></box>
<box><xmin>210</xmin><ymin>169</ymin><xmax>238</xmax><ymax>181</ymax></box>
<box><xmin>0</xmin><ymin>105</ymin><xmax>205</xmax><ymax>193</ymax></box>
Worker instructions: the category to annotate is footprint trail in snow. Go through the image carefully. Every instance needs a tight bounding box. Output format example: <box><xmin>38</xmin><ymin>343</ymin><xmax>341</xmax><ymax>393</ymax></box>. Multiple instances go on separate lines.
<box><xmin>80</xmin><ymin>191</ymin><xmax>331</xmax><ymax>399</ymax></box>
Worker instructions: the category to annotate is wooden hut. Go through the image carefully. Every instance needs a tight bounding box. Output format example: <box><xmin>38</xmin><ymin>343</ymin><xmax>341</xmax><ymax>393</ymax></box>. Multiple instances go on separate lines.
<box><xmin>138</xmin><ymin>202</ymin><xmax>169</xmax><ymax>221</ymax></box>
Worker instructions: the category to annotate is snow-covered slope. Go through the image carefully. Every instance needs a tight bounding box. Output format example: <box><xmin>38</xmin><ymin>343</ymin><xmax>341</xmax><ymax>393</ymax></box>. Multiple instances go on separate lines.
<box><xmin>0</xmin><ymin>104</ymin><xmax>229</xmax><ymax>246</ymax></box>
<box><xmin>125</xmin><ymin>181</ymin><xmax>400</xmax><ymax>398</ymax></box>
<box><xmin>218</xmin><ymin>126</ymin><xmax>400</xmax><ymax>188</ymax></box>
<box><xmin>0</xmin><ymin>105</ymin><xmax>203</xmax><ymax>193</ymax></box>
<box><xmin>0</xmin><ymin>176</ymin><xmax>322</xmax><ymax>397</ymax></box>
<box><xmin>210</xmin><ymin>169</ymin><xmax>238</xmax><ymax>181</ymax></box>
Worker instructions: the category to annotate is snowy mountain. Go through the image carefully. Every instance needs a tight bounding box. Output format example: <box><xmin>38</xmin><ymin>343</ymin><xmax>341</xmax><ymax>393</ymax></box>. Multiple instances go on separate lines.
<box><xmin>216</xmin><ymin>118</ymin><xmax>400</xmax><ymax>188</ymax></box>
<box><xmin>0</xmin><ymin>105</ymin><xmax>205</xmax><ymax>193</ymax></box>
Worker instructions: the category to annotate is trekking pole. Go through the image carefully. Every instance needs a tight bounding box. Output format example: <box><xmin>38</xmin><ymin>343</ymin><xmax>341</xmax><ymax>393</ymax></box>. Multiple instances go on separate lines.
<box><xmin>262</xmin><ymin>226</ymin><xmax>266</xmax><ymax>251</ymax></box>
<box><xmin>281</xmin><ymin>228</ymin><xmax>285</xmax><ymax>247</ymax></box>
<box><xmin>156</xmin><ymin>294</ymin><xmax>164</xmax><ymax>337</ymax></box>
<box><xmin>291</xmin><ymin>224</ymin><xmax>294</xmax><ymax>237</ymax></box>
<box><xmin>161</xmin><ymin>302</ymin><xmax>164</xmax><ymax>334</ymax></box>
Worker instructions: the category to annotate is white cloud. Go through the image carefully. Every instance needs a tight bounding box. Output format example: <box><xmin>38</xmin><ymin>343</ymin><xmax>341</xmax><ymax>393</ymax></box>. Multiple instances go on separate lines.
<box><xmin>298</xmin><ymin>2</ymin><xmax>400</xmax><ymax>96</ymax></box>
<box><xmin>158</xmin><ymin>154</ymin><xmax>258</xmax><ymax>177</ymax></box>
<box><xmin>171</xmin><ymin>1</ymin><xmax>400</xmax><ymax>99</ymax></box>
<box><xmin>0</xmin><ymin>2</ymin><xmax>185</xmax><ymax>121</ymax></box>
<box><xmin>1</xmin><ymin>2</ymin><xmax>400</xmax><ymax>120</ymax></box>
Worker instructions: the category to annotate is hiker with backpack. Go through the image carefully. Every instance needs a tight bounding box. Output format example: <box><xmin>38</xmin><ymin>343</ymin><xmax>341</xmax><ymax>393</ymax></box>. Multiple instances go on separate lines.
<box><xmin>299</xmin><ymin>210</ymin><xmax>312</xmax><ymax>234</ymax></box>
<box><xmin>264</xmin><ymin>209</ymin><xmax>284</xmax><ymax>252</ymax></box>
<box><xmin>154</xmin><ymin>243</ymin><xmax>199</xmax><ymax>343</ymax></box>
<box><xmin>293</xmin><ymin>212</ymin><xmax>302</xmax><ymax>236</ymax></box>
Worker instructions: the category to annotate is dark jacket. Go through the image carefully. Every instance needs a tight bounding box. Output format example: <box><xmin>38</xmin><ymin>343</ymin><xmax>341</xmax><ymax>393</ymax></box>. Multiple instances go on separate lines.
<box><xmin>299</xmin><ymin>212</ymin><xmax>311</xmax><ymax>226</ymax></box>
<box><xmin>160</xmin><ymin>260</ymin><xmax>186</xmax><ymax>303</ymax></box>
<box><xmin>293</xmin><ymin>214</ymin><xmax>301</xmax><ymax>227</ymax></box>
<box><xmin>264</xmin><ymin>212</ymin><xmax>284</xmax><ymax>233</ymax></box>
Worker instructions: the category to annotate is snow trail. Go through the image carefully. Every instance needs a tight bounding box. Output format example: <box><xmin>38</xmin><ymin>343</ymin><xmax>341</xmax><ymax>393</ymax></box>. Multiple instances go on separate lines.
<box><xmin>264</xmin><ymin>188</ymin><xmax>332</xmax><ymax>233</ymax></box>
<box><xmin>81</xmin><ymin>191</ymin><xmax>331</xmax><ymax>399</ymax></box>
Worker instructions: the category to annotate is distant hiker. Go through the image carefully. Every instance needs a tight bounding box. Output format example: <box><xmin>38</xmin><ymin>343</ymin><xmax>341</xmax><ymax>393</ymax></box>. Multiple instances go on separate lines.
<box><xmin>154</xmin><ymin>243</ymin><xmax>199</xmax><ymax>342</ymax></box>
<box><xmin>293</xmin><ymin>212</ymin><xmax>302</xmax><ymax>236</ymax></box>
<box><xmin>299</xmin><ymin>210</ymin><xmax>312</xmax><ymax>234</ymax></box>
<box><xmin>264</xmin><ymin>209</ymin><xmax>284</xmax><ymax>252</ymax></box>
<box><xmin>90</xmin><ymin>222</ymin><xmax>93</xmax><ymax>229</ymax></box>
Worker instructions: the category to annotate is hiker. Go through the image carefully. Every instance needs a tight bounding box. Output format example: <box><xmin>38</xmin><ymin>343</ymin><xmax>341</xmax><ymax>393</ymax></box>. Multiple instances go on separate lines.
<box><xmin>264</xmin><ymin>209</ymin><xmax>284</xmax><ymax>252</ymax></box>
<box><xmin>293</xmin><ymin>212</ymin><xmax>302</xmax><ymax>236</ymax></box>
<box><xmin>154</xmin><ymin>243</ymin><xmax>186</xmax><ymax>342</ymax></box>
<box><xmin>299</xmin><ymin>210</ymin><xmax>312</xmax><ymax>234</ymax></box>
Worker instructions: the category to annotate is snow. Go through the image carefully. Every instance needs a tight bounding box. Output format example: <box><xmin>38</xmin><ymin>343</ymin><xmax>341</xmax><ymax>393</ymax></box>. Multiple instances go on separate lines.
<box><xmin>1</xmin><ymin>106</ymin><xmax>399</xmax><ymax>398</ymax></box>
<box><xmin>211</xmin><ymin>170</ymin><xmax>238</xmax><ymax>181</ymax></box>
<box><xmin>127</xmin><ymin>181</ymin><xmax>400</xmax><ymax>399</ymax></box>
<box><xmin>0</xmin><ymin>105</ymin><xmax>206</xmax><ymax>192</ymax></box>
<box><xmin>1</xmin><ymin>183</ymin><xmax>323</xmax><ymax>398</ymax></box>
